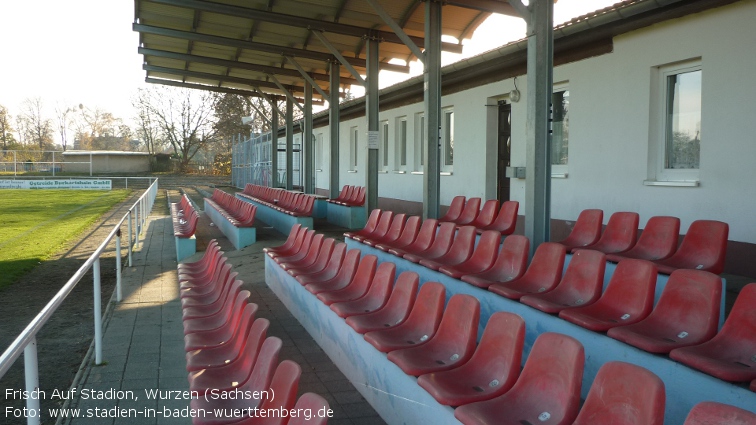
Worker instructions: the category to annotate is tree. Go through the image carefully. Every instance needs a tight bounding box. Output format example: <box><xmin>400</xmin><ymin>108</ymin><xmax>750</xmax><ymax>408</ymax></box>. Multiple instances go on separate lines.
<box><xmin>0</xmin><ymin>105</ymin><xmax>17</xmax><ymax>149</ymax></box>
<box><xmin>17</xmin><ymin>97</ymin><xmax>54</xmax><ymax>149</ymax></box>
<box><xmin>132</xmin><ymin>89</ymin><xmax>165</xmax><ymax>155</ymax></box>
<box><xmin>212</xmin><ymin>93</ymin><xmax>253</xmax><ymax>153</ymax></box>
<box><xmin>133</xmin><ymin>86</ymin><xmax>218</xmax><ymax>171</ymax></box>
<box><xmin>54</xmin><ymin>104</ymin><xmax>77</xmax><ymax>151</ymax></box>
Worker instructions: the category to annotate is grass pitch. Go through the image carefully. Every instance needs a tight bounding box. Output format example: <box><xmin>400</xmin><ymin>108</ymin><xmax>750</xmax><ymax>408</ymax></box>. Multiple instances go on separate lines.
<box><xmin>0</xmin><ymin>189</ymin><xmax>130</xmax><ymax>290</ymax></box>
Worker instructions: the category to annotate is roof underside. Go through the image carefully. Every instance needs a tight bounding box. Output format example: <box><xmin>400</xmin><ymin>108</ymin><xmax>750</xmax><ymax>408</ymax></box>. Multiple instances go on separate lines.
<box><xmin>133</xmin><ymin>0</ymin><xmax>518</xmax><ymax>101</ymax></box>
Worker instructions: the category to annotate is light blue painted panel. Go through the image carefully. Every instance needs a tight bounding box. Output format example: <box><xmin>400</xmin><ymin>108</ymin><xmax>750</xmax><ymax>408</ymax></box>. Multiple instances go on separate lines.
<box><xmin>203</xmin><ymin>200</ymin><xmax>257</xmax><ymax>250</ymax></box>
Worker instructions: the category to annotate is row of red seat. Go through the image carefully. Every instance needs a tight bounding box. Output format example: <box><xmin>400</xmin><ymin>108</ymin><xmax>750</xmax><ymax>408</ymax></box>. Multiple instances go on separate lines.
<box><xmin>206</xmin><ymin>189</ymin><xmax>257</xmax><ymax>227</ymax></box>
<box><xmin>267</xmin><ymin>227</ymin><xmax>756</xmax><ymax>424</ymax></box>
<box><xmin>438</xmin><ymin>197</ymin><xmax>519</xmax><ymax>235</ymax></box>
<box><xmin>178</xmin><ymin>241</ymin><xmax>330</xmax><ymax>425</ymax></box>
<box><xmin>172</xmin><ymin>194</ymin><xmax>199</xmax><ymax>238</ymax></box>
<box><xmin>327</xmin><ymin>185</ymin><xmax>365</xmax><ymax>207</ymax></box>
<box><xmin>556</xmin><ymin>209</ymin><xmax>729</xmax><ymax>274</ymax></box>
<box><xmin>343</xmin><ymin>216</ymin><xmax>756</xmax><ymax>385</ymax></box>
<box><xmin>240</xmin><ymin>184</ymin><xmax>315</xmax><ymax>217</ymax></box>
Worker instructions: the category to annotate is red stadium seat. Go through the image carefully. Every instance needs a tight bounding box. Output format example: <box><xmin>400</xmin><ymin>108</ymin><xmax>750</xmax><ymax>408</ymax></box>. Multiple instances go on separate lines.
<box><xmin>683</xmin><ymin>402</ymin><xmax>756</xmax><ymax>425</ymax></box>
<box><xmin>555</xmin><ymin>209</ymin><xmax>603</xmax><ymax>251</ymax></box>
<box><xmin>653</xmin><ymin>220</ymin><xmax>729</xmax><ymax>275</ymax></box>
<box><xmin>520</xmin><ymin>249</ymin><xmax>606</xmax><ymax>314</ymax></box>
<box><xmin>295</xmin><ymin>243</ymin><xmax>347</xmax><ymax>285</ymax></box>
<box><xmin>287</xmin><ymin>393</ymin><xmax>330</xmax><ymax>425</ymax></box>
<box><xmin>402</xmin><ymin>222</ymin><xmax>456</xmax><ymax>263</ymax></box>
<box><xmin>388</xmin><ymin>218</ymin><xmax>437</xmax><ymax>258</ymax></box>
<box><xmin>286</xmin><ymin>238</ymin><xmax>336</xmax><ymax>277</ymax></box>
<box><xmin>188</xmin><ymin>319</ymin><xmax>267</xmax><ymax>394</ymax></box>
<box><xmin>178</xmin><ymin>249</ymin><xmax>226</xmax><ymax>287</ymax></box>
<box><xmin>388</xmin><ymin>294</ymin><xmax>480</xmax><ymax>376</ymax></box>
<box><xmin>438</xmin><ymin>196</ymin><xmax>465</xmax><ymax>223</ymax></box>
<box><xmin>186</xmin><ymin>317</ymin><xmax>268</xmax><ymax>372</ymax></box>
<box><xmin>454</xmin><ymin>197</ymin><xmax>482</xmax><ymax>226</ymax></box>
<box><xmin>573</xmin><ymin>361</ymin><xmax>665</xmax><ymax>425</ymax></box>
<box><xmin>479</xmin><ymin>201</ymin><xmax>519</xmax><ymax>235</ymax></box>
<box><xmin>364</xmin><ymin>213</ymin><xmax>406</xmax><ymax>247</ymax></box>
<box><xmin>353</xmin><ymin>211</ymin><xmax>393</xmax><ymax>243</ymax></box>
<box><xmin>346</xmin><ymin>272</ymin><xmax>420</xmax><ymax>334</ymax></box>
<box><xmin>606</xmin><ymin>216</ymin><xmax>680</xmax><ymax>262</ymax></box>
<box><xmin>607</xmin><ymin>269</ymin><xmax>721</xmax><ymax>353</ymax></box>
<box><xmin>184</xmin><ymin>303</ymin><xmax>258</xmax><ymax>352</ymax></box>
<box><xmin>669</xmin><ymin>283</ymin><xmax>756</xmax><ymax>382</ymax></box>
<box><xmin>330</xmin><ymin>262</ymin><xmax>396</xmax><ymax>318</ymax></box>
<box><xmin>275</xmin><ymin>232</ymin><xmax>321</xmax><ymax>265</ymax></box>
<box><xmin>438</xmin><ymin>230</ymin><xmax>502</xmax><ymax>279</ymax></box>
<box><xmin>376</xmin><ymin>215</ymin><xmax>421</xmax><ymax>252</ymax></box>
<box><xmin>180</xmin><ymin>264</ymin><xmax>234</xmax><ymax>299</ymax></box>
<box><xmin>752</xmin><ymin>380</ymin><xmax>756</xmax><ymax>393</ymax></box>
<box><xmin>279</xmin><ymin>234</ymin><xmax>325</xmax><ymax>271</ymax></box>
<box><xmin>190</xmin><ymin>337</ymin><xmax>282</xmax><ymax>425</ymax></box>
<box><xmin>578</xmin><ymin>211</ymin><xmax>639</xmax><ymax>254</ymax></box>
<box><xmin>363</xmin><ymin>282</ymin><xmax>445</xmax><ymax>353</ymax></box>
<box><xmin>454</xmin><ymin>332</ymin><xmax>584</xmax><ymax>425</ymax></box>
<box><xmin>461</xmin><ymin>235</ymin><xmax>530</xmax><ymax>288</ymax></box>
<box><xmin>419</xmin><ymin>226</ymin><xmax>477</xmax><ymax>271</ymax></box>
<box><xmin>468</xmin><ymin>200</ymin><xmax>500</xmax><ymax>229</ymax></box>
<box><xmin>417</xmin><ymin>312</ymin><xmax>524</xmax><ymax>406</ymax></box>
<box><xmin>179</xmin><ymin>240</ymin><xmax>221</xmax><ymax>273</ymax></box>
<box><xmin>271</xmin><ymin>229</ymin><xmax>314</xmax><ymax>262</ymax></box>
<box><xmin>343</xmin><ymin>208</ymin><xmax>381</xmax><ymax>240</ymax></box>
<box><xmin>316</xmin><ymin>255</ymin><xmax>378</xmax><ymax>305</ymax></box>
<box><xmin>183</xmin><ymin>290</ymin><xmax>251</xmax><ymax>335</ymax></box>
<box><xmin>559</xmin><ymin>259</ymin><xmax>657</xmax><ymax>331</ymax></box>
<box><xmin>266</xmin><ymin>225</ymin><xmax>306</xmax><ymax>258</ymax></box>
<box><xmin>304</xmin><ymin>249</ymin><xmax>361</xmax><ymax>294</ymax></box>
<box><xmin>234</xmin><ymin>360</ymin><xmax>302</xmax><ymax>425</ymax></box>
<box><xmin>182</xmin><ymin>279</ymin><xmax>244</xmax><ymax>321</ymax></box>
<box><xmin>487</xmin><ymin>242</ymin><xmax>565</xmax><ymax>297</ymax></box>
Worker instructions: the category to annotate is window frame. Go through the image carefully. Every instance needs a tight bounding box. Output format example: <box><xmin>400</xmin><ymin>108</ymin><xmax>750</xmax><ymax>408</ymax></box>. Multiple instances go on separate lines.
<box><xmin>551</xmin><ymin>83</ymin><xmax>569</xmax><ymax>178</ymax></box>
<box><xmin>349</xmin><ymin>126</ymin><xmax>358</xmax><ymax>171</ymax></box>
<box><xmin>380</xmin><ymin>120</ymin><xmax>389</xmax><ymax>172</ymax></box>
<box><xmin>395</xmin><ymin>117</ymin><xmax>407</xmax><ymax>172</ymax></box>
<box><xmin>414</xmin><ymin>113</ymin><xmax>425</xmax><ymax>172</ymax></box>
<box><xmin>442</xmin><ymin>108</ymin><xmax>454</xmax><ymax>172</ymax></box>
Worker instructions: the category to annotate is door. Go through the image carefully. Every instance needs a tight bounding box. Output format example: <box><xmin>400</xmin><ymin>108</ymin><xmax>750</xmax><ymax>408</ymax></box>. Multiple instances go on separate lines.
<box><xmin>497</xmin><ymin>101</ymin><xmax>512</xmax><ymax>202</ymax></box>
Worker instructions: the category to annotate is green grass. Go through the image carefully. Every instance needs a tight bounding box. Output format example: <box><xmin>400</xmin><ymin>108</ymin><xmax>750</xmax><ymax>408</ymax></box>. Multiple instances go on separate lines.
<box><xmin>0</xmin><ymin>189</ymin><xmax>130</xmax><ymax>290</ymax></box>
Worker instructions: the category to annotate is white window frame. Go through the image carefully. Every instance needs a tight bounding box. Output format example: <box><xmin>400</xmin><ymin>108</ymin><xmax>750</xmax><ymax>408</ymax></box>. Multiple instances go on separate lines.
<box><xmin>551</xmin><ymin>83</ymin><xmax>569</xmax><ymax>178</ymax></box>
<box><xmin>414</xmin><ymin>113</ymin><xmax>425</xmax><ymax>172</ymax></box>
<box><xmin>442</xmin><ymin>108</ymin><xmax>454</xmax><ymax>173</ymax></box>
<box><xmin>379</xmin><ymin>120</ymin><xmax>389</xmax><ymax>172</ymax></box>
<box><xmin>349</xmin><ymin>126</ymin><xmax>358</xmax><ymax>171</ymax></box>
<box><xmin>315</xmin><ymin>133</ymin><xmax>323</xmax><ymax>171</ymax></box>
<box><xmin>647</xmin><ymin>59</ymin><xmax>702</xmax><ymax>185</ymax></box>
<box><xmin>395</xmin><ymin>117</ymin><xmax>407</xmax><ymax>172</ymax></box>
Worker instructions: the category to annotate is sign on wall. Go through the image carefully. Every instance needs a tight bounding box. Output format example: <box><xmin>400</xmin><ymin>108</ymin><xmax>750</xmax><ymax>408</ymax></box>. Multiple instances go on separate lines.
<box><xmin>0</xmin><ymin>180</ymin><xmax>112</xmax><ymax>190</ymax></box>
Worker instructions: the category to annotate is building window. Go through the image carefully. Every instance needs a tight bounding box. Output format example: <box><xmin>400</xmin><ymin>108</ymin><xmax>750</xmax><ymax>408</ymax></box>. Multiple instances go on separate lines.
<box><xmin>315</xmin><ymin>133</ymin><xmax>323</xmax><ymax>171</ymax></box>
<box><xmin>415</xmin><ymin>113</ymin><xmax>425</xmax><ymax>171</ymax></box>
<box><xmin>350</xmin><ymin>126</ymin><xmax>358</xmax><ymax>170</ymax></box>
<box><xmin>648</xmin><ymin>59</ymin><xmax>702</xmax><ymax>184</ymax></box>
<box><xmin>443</xmin><ymin>109</ymin><xmax>454</xmax><ymax>171</ymax></box>
<box><xmin>380</xmin><ymin>121</ymin><xmax>389</xmax><ymax>171</ymax></box>
<box><xmin>551</xmin><ymin>88</ymin><xmax>569</xmax><ymax>169</ymax></box>
<box><xmin>395</xmin><ymin>117</ymin><xmax>407</xmax><ymax>170</ymax></box>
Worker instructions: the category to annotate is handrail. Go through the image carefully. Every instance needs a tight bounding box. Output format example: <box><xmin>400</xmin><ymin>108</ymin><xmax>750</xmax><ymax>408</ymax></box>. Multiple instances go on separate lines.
<box><xmin>0</xmin><ymin>178</ymin><xmax>158</xmax><ymax>425</ymax></box>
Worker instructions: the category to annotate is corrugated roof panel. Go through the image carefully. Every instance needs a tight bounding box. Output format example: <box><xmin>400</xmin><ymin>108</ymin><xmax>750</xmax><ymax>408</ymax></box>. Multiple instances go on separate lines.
<box><xmin>199</xmin><ymin>11</ymin><xmax>253</xmax><ymax>34</ymax></box>
<box><xmin>139</xmin><ymin>2</ymin><xmax>196</xmax><ymax>21</ymax></box>
<box><xmin>146</xmin><ymin>57</ymin><xmax>187</xmax><ymax>69</ymax></box>
<box><xmin>187</xmin><ymin>63</ymin><xmax>229</xmax><ymax>75</ymax></box>
<box><xmin>143</xmin><ymin>34</ymin><xmax>190</xmax><ymax>52</ymax></box>
<box><xmin>191</xmin><ymin>41</ymin><xmax>238</xmax><ymax>58</ymax></box>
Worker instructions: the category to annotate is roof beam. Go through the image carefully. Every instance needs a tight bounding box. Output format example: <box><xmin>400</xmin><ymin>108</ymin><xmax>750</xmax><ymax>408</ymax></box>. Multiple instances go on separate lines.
<box><xmin>143</xmin><ymin>64</ymin><xmax>327</xmax><ymax>98</ymax></box>
<box><xmin>148</xmin><ymin>0</ymin><xmax>463</xmax><ymax>53</ymax></box>
<box><xmin>269</xmin><ymin>74</ymin><xmax>305</xmax><ymax>113</ymax></box>
<box><xmin>446</xmin><ymin>0</ymin><xmax>519</xmax><ymax>16</ymax></box>
<box><xmin>146</xmin><ymin>77</ymin><xmax>264</xmax><ymax>97</ymax></box>
<box><xmin>363</xmin><ymin>0</ymin><xmax>425</xmax><ymax>64</ymax></box>
<box><xmin>134</xmin><ymin>23</ymin><xmax>410</xmax><ymax>73</ymax></box>
<box><xmin>310</xmin><ymin>31</ymin><xmax>365</xmax><ymax>86</ymax></box>
<box><xmin>138</xmin><ymin>47</ymin><xmax>360</xmax><ymax>85</ymax></box>
<box><xmin>508</xmin><ymin>0</ymin><xmax>531</xmax><ymax>25</ymax></box>
<box><xmin>284</xmin><ymin>56</ymin><xmax>330</xmax><ymax>100</ymax></box>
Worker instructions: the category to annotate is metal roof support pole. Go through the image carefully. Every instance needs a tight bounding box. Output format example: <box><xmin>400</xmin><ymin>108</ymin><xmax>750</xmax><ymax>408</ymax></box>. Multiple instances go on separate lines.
<box><xmin>423</xmin><ymin>0</ymin><xmax>442</xmax><ymax>220</ymax></box>
<box><xmin>285</xmin><ymin>56</ymin><xmax>330</xmax><ymax>100</ymax></box>
<box><xmin>304</xmin><ymin>81</ymin><xmax>314</xmax><ymax>194</ymax></box>
<box><xmin>524</xmin><ymin>0</ymin><xmax>554</xmax><ymax>255</ymax></box>
<box><xmin>329</xmin><ymin>62</ymin><xmax>341</xmax><ymax>199</ymax></box>
<box><xmin>364</xmin><ymin>0</ymin><xmax>425</xmax><ymax>64</ymax></box>
<box><xmin>286</xmin><ymin>96</ymin><xmax>294</xmax><ymax>190</ymax></box>
<box><xmin>270</xmin><ymin>101</ymin><xmax>279</xmax><ymax>187</ymax></box>
<box><xmin>311</xmin><ymin>31</ymin><xmax>366</xmax><ymax>86</ymax></box>
<box><xmin>365</xmin><ymin>39</ymin><xmax>380</xmax><ymax>213</ymax></box>
<box><xmin>270</xmin><ymin>74</ymin><xmax>305</xmax><ymax>113</ymax></box>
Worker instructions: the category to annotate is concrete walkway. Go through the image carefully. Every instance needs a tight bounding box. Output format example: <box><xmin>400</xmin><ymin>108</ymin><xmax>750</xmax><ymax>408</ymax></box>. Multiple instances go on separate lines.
<box><xmin>65</xmin><ymin>205</ymin><xmax>385</xmax><ymax>425</ymax></box>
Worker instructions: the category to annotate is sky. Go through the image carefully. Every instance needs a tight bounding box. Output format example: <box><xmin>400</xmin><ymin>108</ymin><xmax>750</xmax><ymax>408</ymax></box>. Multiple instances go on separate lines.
<box><xmin>0</xmin><ymin>0</ymin><xmax>619</xmax><ymax>143</ymax></box>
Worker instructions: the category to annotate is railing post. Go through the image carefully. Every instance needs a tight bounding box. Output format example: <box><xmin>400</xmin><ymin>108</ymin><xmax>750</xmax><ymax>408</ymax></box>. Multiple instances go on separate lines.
<box><xmin>127</xmin><ymin>211</ymin><xmax>133</xmax><ymax>267</ymax></box>
<box><xmin>89</xmin><ymin>153</ymin><xmax>93</xmax><ymax>177</ymax></box>
<box><xmin>23</xmin><ymin>337</ymin><xmax>41</xmax><ymax>425</ymax></box>
<box><xmin>125</xmin><ymin>177</ymin><xmax>128</xmax><ymax>189</ymax></box>
<box><xmin>93</xmin><ymin>258</ymin><xmax>103</xmax><ymax>365</ymax></box>
<box><xmin>116</xmin><ymin>228</ymin><xmax>122</xmax><ymax>302</ymax></box>
<box><xmin>134</xmin><ymin>203</ymin><xmax>140</xmax><ymax>249</ymax></box>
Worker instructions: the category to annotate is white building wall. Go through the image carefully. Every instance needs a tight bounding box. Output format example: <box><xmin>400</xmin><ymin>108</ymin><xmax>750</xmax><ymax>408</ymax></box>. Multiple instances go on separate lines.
<box><xmin>314</xmin><ymin>1</ymin><xmax>756</xmax><ymax>244</ymax></box>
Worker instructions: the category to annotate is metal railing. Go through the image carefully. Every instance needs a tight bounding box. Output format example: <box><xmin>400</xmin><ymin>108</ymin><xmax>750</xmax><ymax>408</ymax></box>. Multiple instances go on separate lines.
<box><xmin>0</xmin><ymin>179</ymin><xmax>159</xmax><ymax>425</ymax></box>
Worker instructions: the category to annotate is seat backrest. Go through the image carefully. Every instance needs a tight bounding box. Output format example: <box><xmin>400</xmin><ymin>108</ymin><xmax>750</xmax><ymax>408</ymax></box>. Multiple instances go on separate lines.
<box><xmin>438</xmin><ymin>225</ymin><xmax>477</xmax><ymax>263</ymax></box>
<box><xmin>670</xmin><ymin>220</ymin><xmax>729</xmax><ymax>274</ymax></box>
<box><xmin>342</xmin><ymin>185</ymin><xmax>355</xmax><ymax>202</ymax></box>
<box><xmin>287</xmin><ymin>393</ymin><xmax>330</xmax><ymax>425</ymax></box>
<box><xmin>291</xmin><ymin>230</ymin><xmax>315</xmax><ymax>258</ymax></box>
<box><xmin>456</xmin><ymin>197</ymin><xmax>482</xmax><ymax>225</ymax></box>
<box><xmin>344</xmin><ymin>255</ymin><xmax>379</xmax><ymax>293</ymax></box>
<box><xmin>632</xmin><ymin>216</ymin><xmax>681</xmax><ymax>260</ymax></box>
<box><xmin>392</xmin><ymin>216</ymin><xmax>421</xmax><ymax>247</ymax></box>
<box><xmin>551</xmin><ymin>249</ymin><xmax>606</xmax><ymax>306</ymax></box>
<box><xmin>402</xmin><ymin>282</ymin><xmax>446</xmax><ymax>338</ymax></box>
<box><xmin>574</xmin><ymin>361</ymin><xmax>665</xmax><ymax>425</ymax></box>
<box><xmin>257</xmin><ymin>360</ymin><xmax>302</xmax><ymax>424</ymax></box>
<box><xmin>362</xmin><ymin>209</ymin><xmax>382</xmax><ymax>234</ymax></box>
<box><xmin>380</xmin><ymin>272</ymin><xmax>420</xmax><ymax>323</ymax></box>
<box><xmin>382</xmin><ymin>213</ymin><xmax>407</xmax><ymax>243</ymax></box>
<box><xmin>243</xmin><ymin>337</ymin><xmax>283</xmax><ymax>393</ymax></box>
<box><xmin>319</xmin><ymin>242</ymin><xmax>347</xmax><ymax>276</ymax></box>
<box><xmin>593</xmin><ymin>211</ymin><xmax>639</xmax><ymax>252</ymax></box>
<box><xmin>683</xmin><ymin>401</ymin><xmax>756</xmax><ymax>425</ymax></box>
<box><xmin>472</xmin><ymin>312</ymin><xmax>525</xmax><ymax>394</ymax></box>
<box><xmin>471</xmin><ymin>199</ymin><xmax>500</xmax><ymax>228</ymax></box>
<box><xmin>464</xmin><ymin>230</ymin><xmax>502</xmax><ymax>270</ymax></box>
<box><xmin>488</xmin><ymin>200</ymin><xmax>519</xmax><ymax>234</ymax></box>
<box><xmin>439</xmin><ymin>196</ymin><xmax>465</xmax><ymax>222</ymax></box>
<box><xmin>308</xmin><ymin>238</ymin><xmax>336</xmax><ymax>271</ymax></box>
<box><xmin>234</xmin><ymin>316</ymin><xmax>270</xmax><ymax>376</ymax></box>
<box><xmin>596</xmin><ymin>259</ymin><xmax>657</xmax><ymax>320</ymax></box>
<box><xmin>432</xmin><ymin>294</ymin><xmax>480</xmax><ymax>361</ymax></box>
<box><xmin>648</xmin><ymin>269</ymin><xmax>722</xmax><ymax>342</ymax></box>
<box><xmin>520</xmin><ymin>242</ymin><xmax>566</xmax><ymax>289</ymax></box>
<box><xmin>406</xmin><ymin>219</ymin><xmax>438</xmax><ymax>251</ymax></box>
<box><xmin>359</xmin><ymin>262</ymin><xmax>396</xmax><ymax>308</ymax></box>
<box><xmin>716</xmin><ymin>282</ymin><xmax>756</xmax><ymax>342</ymax></box>
<box><xmin>352</xmin><ymin>186</ymin><xmax>366</xmax><ymax>205</ymax></box>
<box><xmin>422</xmin><ymin>222</ymin><xmax>457</xmax><ymax>258</ymax></box>
<box><xmin>486</xmin><ymin>234</ymin><xmax>530</xmax><ymax>280</ymax></box>
<box><xmin>371</xmin><ymin>210</ymin><xmax>395</xmax><ymax>239</ymax></box>
<box><xmin>560</xmin><ymin>209</ymin><xmax>603</xmax><ymax>247</ymax></box>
